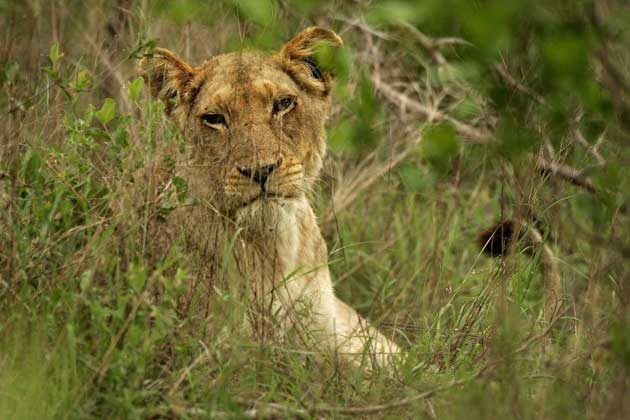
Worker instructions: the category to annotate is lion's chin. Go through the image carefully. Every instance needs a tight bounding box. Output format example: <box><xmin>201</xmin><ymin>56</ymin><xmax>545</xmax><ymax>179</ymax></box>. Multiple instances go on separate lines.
<box><xmin>233</xmin><ymin>196</ymin><xmax>297</xmax><ymax>237</ymax></box>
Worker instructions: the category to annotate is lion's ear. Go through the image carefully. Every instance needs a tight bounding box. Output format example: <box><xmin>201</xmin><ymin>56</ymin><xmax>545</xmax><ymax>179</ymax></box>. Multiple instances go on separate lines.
<box><xmin>138</xmin><ymin>48</ymin><xmax>196</xmax><ymax>113</ymax></box>
<box><xmin>277</xmin><ymin>27</ymin><xmax>343</xmax><ymax>97</ymax></box>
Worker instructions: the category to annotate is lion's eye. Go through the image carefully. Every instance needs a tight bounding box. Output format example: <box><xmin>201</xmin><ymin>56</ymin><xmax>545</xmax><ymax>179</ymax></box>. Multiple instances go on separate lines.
<box><xmin>201</xmin><ymin>113</ymin><xmax>227</xmax><ymax>128</ymax></box>
<box><xmin>272</xmin><ymin>96</ymin><xmax>296</xmax><ymax>115</ymax></box>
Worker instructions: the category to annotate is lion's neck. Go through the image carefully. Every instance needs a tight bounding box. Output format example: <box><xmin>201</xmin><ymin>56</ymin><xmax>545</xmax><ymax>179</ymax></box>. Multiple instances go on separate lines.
<box><xmin>173</xmin><ymin>198</ymin><xmax>328</xmax><ymax>287</ymax></box>
<box><xmin>232</xmin><ymin>198</ymin><xmax>328</xmax><ymax>283</ymax></box>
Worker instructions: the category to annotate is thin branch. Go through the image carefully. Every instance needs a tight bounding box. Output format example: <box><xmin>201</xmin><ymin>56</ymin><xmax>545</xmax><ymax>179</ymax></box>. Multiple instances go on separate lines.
<box><xmin>573</xmin><ymin>126</ymin><xmax>606</xmax><ymax>165</ymax></box>
<box><xmin>371</xmin><ymin>76</ymin><xmax>491</xmax><ymax>143</ymax></box>
<box><xmin>535</xmin><ymin>156</ymin><xmax>597</xmax><ymax>194</ymax></box>
<box><xmin>494</xmin><ymin>62</ymin><xmax>545</xmax><ymax>105</ymax></box>
<box><xmin>401</xmin><ymin>23</ymin><xmax>447</xmax><ymax>66</ymax></box>
<box><xmin>334</xmin><ymin>15</ymin><xmax>392</xmax><ymax>40</ymax></box>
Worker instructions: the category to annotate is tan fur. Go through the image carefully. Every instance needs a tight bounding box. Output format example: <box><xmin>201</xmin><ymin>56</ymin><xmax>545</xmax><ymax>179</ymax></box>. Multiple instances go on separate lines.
<box><xmin>139</xmin><ymin>27</ymin><xmax>399</xmax><ymax>369</ymax></box>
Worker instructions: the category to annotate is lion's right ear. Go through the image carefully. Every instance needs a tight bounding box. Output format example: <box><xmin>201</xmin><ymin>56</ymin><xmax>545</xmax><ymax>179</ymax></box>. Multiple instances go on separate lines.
<box><xmin>138</xmin><ymin>48</ymin><xmax>196</xmax><ymax>113</ymax></box>
<box><xmin>276</xmin><ymin>27</ymin><xmax>343</xmax><ymax>97</ymax></box>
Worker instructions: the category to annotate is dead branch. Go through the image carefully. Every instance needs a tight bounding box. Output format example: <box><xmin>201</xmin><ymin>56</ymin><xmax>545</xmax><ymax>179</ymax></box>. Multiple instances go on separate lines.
<box><xmin>371</xmin><ymin>76</ymin><xmax>491</xmax><ymax>143</ymax></box>
<box><xmin>494</xmin><ymin>62</ymin><xmax>545</xmax><ymax>105</ymax></box>
<box><xmin>401</xmin><ymin>23</ymin><xmax>447</xmax><ymax>66</ymax></box>
<box><xmin>535</xmin><ymin>155</ymin><xmax>597</xmax><ymax>194</ymax></box>
<box><xmin>573</xmin><ymin>127</ymin><xmax>606</xmax><ymax>165</ymax></box>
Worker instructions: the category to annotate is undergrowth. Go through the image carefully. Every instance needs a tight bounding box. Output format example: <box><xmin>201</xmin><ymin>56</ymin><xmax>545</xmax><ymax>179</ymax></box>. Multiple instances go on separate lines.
<box><xmin>1</xmin><ymin>1</ymin><xmax>629</xmax><ymax>418</ymax></box>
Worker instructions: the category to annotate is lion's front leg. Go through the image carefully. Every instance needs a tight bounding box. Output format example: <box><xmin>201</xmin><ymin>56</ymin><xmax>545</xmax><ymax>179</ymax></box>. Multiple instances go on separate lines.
<box><xmin>268</xmin><ymin>200</ymin><xmax>400</xmax><ymax>369</ymax></box>
<box><xmin>278</xmin><ymin>267</ymin><xmax>400</xmax><ymax>370</ymax></box>
<box><xmin>330</xmin><ymin>295</ymin><xmax>400</xmax><ymax>369</ymax></box>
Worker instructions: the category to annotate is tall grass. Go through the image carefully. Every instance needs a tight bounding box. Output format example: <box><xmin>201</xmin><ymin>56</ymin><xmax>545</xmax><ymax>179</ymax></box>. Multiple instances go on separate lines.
<box><xmin>1</xmin><ymin>1</ymin><xmax>629</xmax><ymax>418</ymax></box>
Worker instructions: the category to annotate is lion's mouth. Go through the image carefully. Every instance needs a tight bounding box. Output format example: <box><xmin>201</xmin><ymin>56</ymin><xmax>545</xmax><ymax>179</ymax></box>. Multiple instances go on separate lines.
<box><xmin>238</xmin><ymin>192</ymin><xmax>297</xmax><ymax>209</ymax></box>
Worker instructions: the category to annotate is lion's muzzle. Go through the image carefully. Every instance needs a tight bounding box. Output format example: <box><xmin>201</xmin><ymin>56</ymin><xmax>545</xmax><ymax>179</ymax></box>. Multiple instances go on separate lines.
<box><xmin>237</xmin><ymin>158</ymin><xmax>282</xmax><ymax>191</ymax></box>
<box><xmin>223</xmin><ymin>156</ymin><xmax>304</xmax><ymax>208</ymax></box>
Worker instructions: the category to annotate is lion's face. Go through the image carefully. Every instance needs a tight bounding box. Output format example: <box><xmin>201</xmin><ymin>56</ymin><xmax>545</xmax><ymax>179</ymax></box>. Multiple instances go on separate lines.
<box><xmin>140</xmin><ymin>28</ymin><xmax>342</xmax><ymax>225</ymax></box>
<box><xmin>182</xmin><ymin>52</ymin><xmax>328</xmax><ymax>214</ymax></box>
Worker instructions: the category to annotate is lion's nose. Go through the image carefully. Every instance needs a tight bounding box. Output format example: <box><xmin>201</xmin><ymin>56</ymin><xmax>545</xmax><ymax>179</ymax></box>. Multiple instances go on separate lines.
<box><xmin>237</xmin><ymin>159</ymin><xmax>282</xmax><ymax>187</ymax></box>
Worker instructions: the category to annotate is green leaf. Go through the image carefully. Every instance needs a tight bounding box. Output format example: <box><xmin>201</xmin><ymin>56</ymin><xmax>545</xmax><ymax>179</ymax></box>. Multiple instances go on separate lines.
<box><xmin>496</xmin><ymin>116</ymin><xmax>538</xmax><ymax>160</ymax></box>
<box><xmin>458</xmin><ymin>1</ymin><xmax>517</xmax><ymax>59</ymax></box>
<box><xmin>3</xmin><ymin>61</ymin><xmax>20</xmax><ymax>83</ymax></box>
<box><xmin>329</xmin><ymin>119</ymin><xmax>355</xmax><ymax>155</ymax></box>
<box><xmin>542</xmin><ymin>33</ymin><xmax>590</xmax><ymax>88</ymax></box>
<box><xmin>128</xmin><ymin>77</ymin><xmax>145</xmax><ymax>101</ymax></box>
<box><xmin>21</xmin><ymin>148</ymin><xmax>42</xmax><ymax>180</ymax></box>
<box><xmin>421</xmin><ymin>123</ymin><xmax>459</xmax><ymax>173</ymax></box>
<box><xmin>314</xmin><ymin>43</ymin><xmax>352</xmax><ymax>82</ymax></box>
<box><xmin>128</xmin><ymin>38</ymin><xmax>159</xmax><ymax>60</ymax></box>
<box><xmin>80</xmin><ymin>270</ymin><xmax>92</xmax><ymax>291</ymax></box>
<box><xmin>69</xmin><ymin>70</ymin><xmax>90</xmax><ymax>91</ymax></box>
<box><xmin>573</xmin><ymin>193</ymin><xmax>613</xmax><ymax>229</ymax></box>
<box><xmin>228</xmin><ymin>0</ymin><xmax>274</xmax><ymax>26</ymax></box>
<box><xmin>95</xmin><ymin>98</ymin><xmax>116</xmax><ymax>125</ymax></box>
<box><xmin>49</xmin><ymin>42</ymin><xmax>62</xmax><ymax>66</ymax></box>
<box><xmin>366</xmin><ymin>1</ymin><xmax>431</xmax><ymax>25</ymax></box>
<box><xmin>173</xmin><ymin>176</ymin><xmax>189</xmax><ymax>203</ymax></box>
<box><xmin>452</xmin><ymin>97</ymin><xmax>481</xmax><ymax>120</ymax></box>
<box><xmin>129</xmin><ymin>265</ymin><xmax>147</xmax><ymax>293</ymax></box>
<box><xmin>398</xmin><ymin>163</ymin><xmax>435</xmax><ymax>192</ymax></box>
<box><xmin>592</xmin><ymin>163</ymin><xmax>623</xmax><ymax>193</ymax></box>
<box><xmin>610</xmin><ymin>320</ymin><xmax>630</xmax><ymax>370</ymax></box>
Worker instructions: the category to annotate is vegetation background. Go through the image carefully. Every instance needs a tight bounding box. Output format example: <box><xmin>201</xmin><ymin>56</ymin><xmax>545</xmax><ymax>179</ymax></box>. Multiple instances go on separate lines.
<box><xmin>1</xmin><ymin>0</ymin><xmax>629</xmax><ymax>418</ymax></box>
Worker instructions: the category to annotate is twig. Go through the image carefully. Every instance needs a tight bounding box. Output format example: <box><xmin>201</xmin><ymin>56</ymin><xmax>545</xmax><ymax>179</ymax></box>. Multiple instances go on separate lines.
<box><xmin>535</xmin><ymin>156</ymin><xmax>597</xmax><ymax>194</ymax></box>
<box><xmin>573</xmin><ymin>127</ymin><xmax>606</xmax><ymax>165</ymax></box>
<box><xmin>433</xmin><ymin>37</ymin><xmax>472</xmax><ymax>48</ymax></box>
<box><xmin>334</xmin><ymin>15</ymin><xmax>392</xmax><ymax>40</ymax></box>
<box><xmin>243</xmin><ymin>401</ymin><xmax>308</xmax><ymax>419</ymax></box>
<box><xmin>494</xmin><ymin>62</ymin><xmax>545</xmax><ymax>105</ymax></box>
<box><xmin>371</xmin><ymin>76</ymin><xmax>491</xmax><ymax>143</ymax></box>
<box><xmin>596</xmin><ymin>47</ymin><xmax>630</xmax><ymax>95</ymax></box>
<box><xmin>401</xmin><ymin>23</ymin><xmax>447</xmax><ymax>66</ymax></box>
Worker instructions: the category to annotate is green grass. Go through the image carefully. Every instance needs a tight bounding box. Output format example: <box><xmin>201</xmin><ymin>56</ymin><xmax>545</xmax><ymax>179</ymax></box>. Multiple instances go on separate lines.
<box><xmin>1</xmin><ymin>0</ymin><xmax>629</xmax><ymax>418</ymax></box>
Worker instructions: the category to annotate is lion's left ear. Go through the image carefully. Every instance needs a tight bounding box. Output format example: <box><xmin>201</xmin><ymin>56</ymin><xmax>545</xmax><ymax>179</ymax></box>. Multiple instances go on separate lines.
<box><xmin>276</xmin><ymin>27</ymin><xmax>343</xmax><ymax>97</ymax></box>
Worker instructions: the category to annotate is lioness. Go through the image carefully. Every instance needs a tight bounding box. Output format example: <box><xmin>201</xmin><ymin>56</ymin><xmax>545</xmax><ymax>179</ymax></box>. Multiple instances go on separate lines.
<box><xmin>139</xmin><ymin>27</ymin><xmax>399</xmax><ymax>368</ymax></box>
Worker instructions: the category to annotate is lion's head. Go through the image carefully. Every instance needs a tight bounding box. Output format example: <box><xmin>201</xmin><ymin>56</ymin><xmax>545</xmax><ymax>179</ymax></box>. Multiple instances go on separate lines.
<box><xmin>139</xmin><ymin>27</ymin><xmax>342</xmax><ymax>228</ymax></box>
